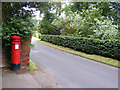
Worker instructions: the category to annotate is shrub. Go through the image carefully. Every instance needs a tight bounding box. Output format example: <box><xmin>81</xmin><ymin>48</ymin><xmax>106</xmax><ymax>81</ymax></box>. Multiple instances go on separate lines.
<box><xmin>40</xmin><ymin>35</ymin><xmax>120</xmax><ymax>60</ymax></box>
<box><xmin>52</xmin><ymin>5</ymin><xmax>119</xmax><ymax>40</ymax></box>
<box><xmin>2</xmin><ymin>16</ymin><xmax>34</xmax><ymax>46</ymax></box>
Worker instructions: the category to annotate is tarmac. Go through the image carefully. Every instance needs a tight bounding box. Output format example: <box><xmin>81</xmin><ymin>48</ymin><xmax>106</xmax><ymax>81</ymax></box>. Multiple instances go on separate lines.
<box><xmin>2</xmin><ymin>64</ymin><xmax>62</xmax><ymax>88</ymax></box>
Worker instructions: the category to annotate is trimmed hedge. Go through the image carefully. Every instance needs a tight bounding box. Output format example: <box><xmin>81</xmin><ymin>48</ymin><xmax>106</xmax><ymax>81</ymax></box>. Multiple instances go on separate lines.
<box><xmin>39</xmin><ymin>35</ymin><xmax>120</xmax><ymax>60</ymax></box>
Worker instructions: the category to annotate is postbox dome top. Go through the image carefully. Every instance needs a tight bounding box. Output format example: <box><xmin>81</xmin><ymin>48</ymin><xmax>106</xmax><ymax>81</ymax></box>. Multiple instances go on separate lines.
<box><xmin>10</xmin><ymin>35</ymin><xmax>22</xmax><ymax>40</ymax></box>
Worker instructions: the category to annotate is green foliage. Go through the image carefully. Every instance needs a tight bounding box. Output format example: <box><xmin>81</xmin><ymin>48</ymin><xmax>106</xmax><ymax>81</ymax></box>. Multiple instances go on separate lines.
<box><xmin>40</xmin><ymin>35</ymin><xmax>120</xmax><ymax>60</ymax></box>
<box><xmin>2</xmin><ymin>2</ymin><xmax>53</xmax><ymax>23</ymax></box>
<box><xmin>68</xmin><ymin>6</ymin><xmax>103</xmax><ymax>37</ymax></box>
<box><xmin>2</xmin><ymin>2</ymin><xmax>33</xmax><ymax>46</ymax></box>
<box><xmin>2</xmin><ymin>2</ymin><xmax>54</xmax><ymax>46</ymax></box>
<box><xmin>62</xmin><ymin>2</ymin><xmax>119</xmax><ymax>25</ymax></box>
<box><xmin>96</xmin><ymin>2</ymin><xmax>120</xmax><ymax>25</ymax></box>
<box><xmin>92</xmin><ymin>18</ymin><xmax>118</xmax><ymax>40</ymax></box>
<box><xmin>2</xmin><ymin>16</ymin><xmax>34</xmax><ymax>46</ymax></box>
<box><xmin>28</xmin><ymin>61</ymin><xmax>37</xmax><ymax>71</ymax></box>
<box><xmin>53</xmin><ymin>5</ymin><xmax>101</xmax><ymax>36</ymax></box>
<box><xmin>37</xmin><ymin>11</ymin><xmax>56</xmax><ymax>34</ymax></box>
<box><xmin>51</xmin><ymin>2</ymin><xmax>62</xmax><ymax>16</ymax></box>
<box><xmin>52</xmin><ymin>17</ymin><xmax>65</xmax><ymax>31</ymax></box>
<box><xmin>53</xmin><ymin>5</ymin><xmax>119</xmax><ymax>40</ymax></box>
<box><xmin>38</xmin><ymin>19</ymin><xmax>60</xmax><ymax>35</ymax></box>
<box><xmin>37</xmin><ymin>2</ymin><xmax>63</xmax><ymax>35</ymax></box>
<box><xmin>2</xmin><ymin>2</ymin><xmax>32</xmax><ymax>23</ymax></box>
<box><xmin>61</xmin><ymin>2</ymin><xmax>92</xmax><ymax>15</ymax></box>
<box><xmin>52</xmin><ymin>13</ymin><xmax>77</xmax><ymax>35</ymax></box>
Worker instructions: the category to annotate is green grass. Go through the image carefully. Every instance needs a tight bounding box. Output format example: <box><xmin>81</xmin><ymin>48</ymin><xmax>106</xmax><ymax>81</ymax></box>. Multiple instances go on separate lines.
<box><xmin>28</xmin><ymin>61</ymin><xmax>37</xmax><ymax>71</ymax></box>
<box><xmin>35</xmin><ymin>38</ymin><xmax>119</xmax><ymax>68</ymax></box>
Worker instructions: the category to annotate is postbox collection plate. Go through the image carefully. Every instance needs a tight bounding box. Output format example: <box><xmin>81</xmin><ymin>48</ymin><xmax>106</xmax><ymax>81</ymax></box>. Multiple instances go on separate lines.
<box><xmin>15</xmin><ymin>44</ymin><xmax>19</xmax><ymax>49</ymax></box>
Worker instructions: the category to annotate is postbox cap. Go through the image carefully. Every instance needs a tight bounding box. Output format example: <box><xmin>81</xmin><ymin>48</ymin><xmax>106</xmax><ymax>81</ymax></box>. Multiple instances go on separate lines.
<box><xmin>10</xmin><ymin>35</ymin><xmax>22</xmax><ymax>40</ymax></box>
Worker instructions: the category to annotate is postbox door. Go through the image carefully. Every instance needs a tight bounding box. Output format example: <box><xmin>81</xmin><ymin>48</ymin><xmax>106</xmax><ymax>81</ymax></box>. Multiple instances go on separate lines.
<box><xmin>11</xmin><ymin>41</ymin><xmax>21</xmax><ymax>64</ymax></box>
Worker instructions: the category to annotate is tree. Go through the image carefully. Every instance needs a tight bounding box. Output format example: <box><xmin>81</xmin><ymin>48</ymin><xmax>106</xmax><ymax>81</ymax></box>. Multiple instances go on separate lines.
<box><xmin>52</xmin><ymin>4</ymin><xmax>119</xmax><ymax>40</ymax></box>
<box><xmin>96</xmin><ymin>2</ymin><xmax>120</xmax><ymax>25</ymax></box>
<box><xmin>2</xmin><ymin>2</ymin><xmax>53</xmax><ymax>46</ymax></box>
<box><xmin>37</xmin><ymin>2</ymin><xmax>62</xmax><ymax>35</ymax></box>
<box><xmin>61</xmin><ymin>2</ymin><xmax>119</xmax><ymax>25</ymax></box>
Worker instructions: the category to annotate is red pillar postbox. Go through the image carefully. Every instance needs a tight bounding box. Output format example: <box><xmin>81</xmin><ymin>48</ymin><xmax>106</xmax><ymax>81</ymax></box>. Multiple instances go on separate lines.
<box><xmin>10</xmin><ymin>35</ymin><xmax>22</xmax><ymax>71</ymax></box>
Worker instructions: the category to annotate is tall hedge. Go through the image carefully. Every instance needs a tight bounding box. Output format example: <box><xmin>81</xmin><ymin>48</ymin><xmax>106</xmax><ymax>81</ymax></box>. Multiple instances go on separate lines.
<box><xmin>39</xmin><ymin>35</ymin><xmax>120</xmax><ymax>60</ymax></box>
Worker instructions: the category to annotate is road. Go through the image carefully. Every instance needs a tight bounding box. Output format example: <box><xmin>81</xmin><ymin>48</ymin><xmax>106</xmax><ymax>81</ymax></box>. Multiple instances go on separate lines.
<box><xmin>30</xmin><ymin>37</ymin><xmax>118</xmax><ymax>88</ymax></box>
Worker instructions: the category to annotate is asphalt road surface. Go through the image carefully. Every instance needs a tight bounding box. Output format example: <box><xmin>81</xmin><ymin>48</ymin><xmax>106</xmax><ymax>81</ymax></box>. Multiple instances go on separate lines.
<box><xmin>30</xmin><ymin>37</ymin><xmax>118</xmax><ymax>88</ymax></box>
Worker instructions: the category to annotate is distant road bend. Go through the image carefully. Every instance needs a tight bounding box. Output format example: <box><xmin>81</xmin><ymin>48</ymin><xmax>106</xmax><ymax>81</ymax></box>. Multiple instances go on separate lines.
<box><xmin>30</xmin><ymin>37</ymin><xmax>118</xmax><ymax>88</ymax></box>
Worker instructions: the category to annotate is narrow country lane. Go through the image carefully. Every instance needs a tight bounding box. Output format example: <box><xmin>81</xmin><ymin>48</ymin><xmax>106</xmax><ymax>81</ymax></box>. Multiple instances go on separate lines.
<box><xmin>30</xmin><ymin>37</ymin><xmax>118</xmax><ymax>88</ymax></box>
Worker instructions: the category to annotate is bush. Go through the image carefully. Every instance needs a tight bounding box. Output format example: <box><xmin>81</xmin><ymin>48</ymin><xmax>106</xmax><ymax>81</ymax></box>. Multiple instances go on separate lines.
<box><xmin>52</xmin><ymin>6</ymin><xmax>119</xmax><ymax>40</ymax></box>
<box><xmin>40</xmin><ymin>35</ymin><xmax>120</xmax><ymax>60</ymax></box>
<box><xmin>2</xmin><ymin>16</ymin><xmax>34</xmax><ymax>46</ymax></box>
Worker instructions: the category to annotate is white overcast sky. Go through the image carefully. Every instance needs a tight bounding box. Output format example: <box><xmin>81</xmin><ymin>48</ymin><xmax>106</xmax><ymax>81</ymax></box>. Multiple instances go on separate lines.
<box><xmin>23</xmin><ymin>6</ymin><xmax>42</xmax><ymax>20</ymax></box>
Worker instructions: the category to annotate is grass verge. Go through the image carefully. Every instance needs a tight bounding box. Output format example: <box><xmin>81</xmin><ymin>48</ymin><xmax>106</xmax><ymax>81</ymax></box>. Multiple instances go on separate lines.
<box><xmin>36</xmin><ymin>40</ymin><xmax>119</xmax><ymax>68</ymax></box>
<box><xmin>28</xmin><ymin>60</ymin><xmax>37</xmax><ymax>71</ymax></box>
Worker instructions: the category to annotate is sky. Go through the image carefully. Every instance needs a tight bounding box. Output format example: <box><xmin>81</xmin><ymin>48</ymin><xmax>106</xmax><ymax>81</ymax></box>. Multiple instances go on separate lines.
<box><xmin>23</xmin><ymin>6</ymin><xmax>42</xmax><ymax>20</ymax></box>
